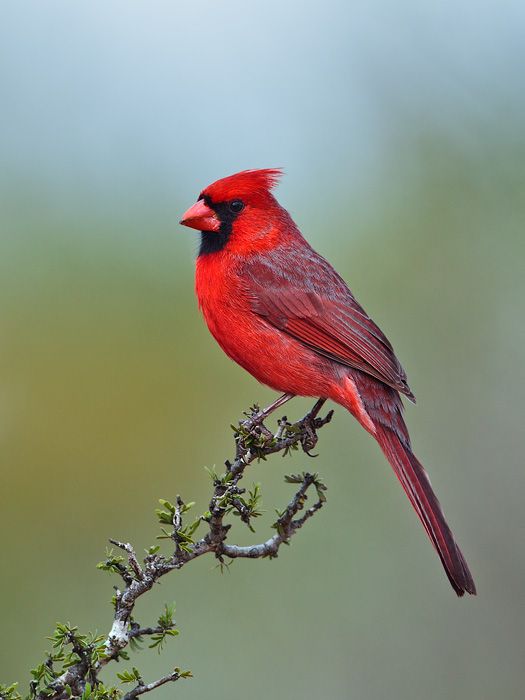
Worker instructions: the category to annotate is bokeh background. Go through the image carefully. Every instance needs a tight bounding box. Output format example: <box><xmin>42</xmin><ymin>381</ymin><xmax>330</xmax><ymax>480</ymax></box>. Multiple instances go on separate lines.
<box><xmin>1</xmin><ymin>2</ymin><xmax>524</xmax><ymax>698</ymax></box>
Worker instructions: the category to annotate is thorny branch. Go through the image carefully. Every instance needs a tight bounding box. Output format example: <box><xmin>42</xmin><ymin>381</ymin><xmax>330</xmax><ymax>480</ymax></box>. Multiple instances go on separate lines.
<box><xmin>2</xmin><ymin>400</ymin><xmax>333</xmax><ymax>700</ymax></box>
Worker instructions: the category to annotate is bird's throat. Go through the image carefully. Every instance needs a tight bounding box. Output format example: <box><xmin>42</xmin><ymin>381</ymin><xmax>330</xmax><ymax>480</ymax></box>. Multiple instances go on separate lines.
<box><xmin>198</xmin><ymin>229</ymin><xmax>231</xmax><ymax>256</ymax></box>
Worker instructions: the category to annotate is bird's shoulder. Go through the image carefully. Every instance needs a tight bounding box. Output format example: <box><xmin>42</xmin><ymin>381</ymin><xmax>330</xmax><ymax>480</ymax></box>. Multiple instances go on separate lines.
<box><xmin>241</xmin><ymin>240</ymin><xmax>351</xmax><ymax>299</ymax></box>
<box><xmin>240</xmin><ymin>241</ymin><xmax>415</xmax><ymax>401</ymax></box>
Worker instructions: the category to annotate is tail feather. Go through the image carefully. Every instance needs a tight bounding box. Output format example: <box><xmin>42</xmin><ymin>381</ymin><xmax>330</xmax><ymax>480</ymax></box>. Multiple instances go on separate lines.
<box><xmin>375</xmin><ymin>424</ymin><xmax>476</xmax><ymax>596</ymax></box>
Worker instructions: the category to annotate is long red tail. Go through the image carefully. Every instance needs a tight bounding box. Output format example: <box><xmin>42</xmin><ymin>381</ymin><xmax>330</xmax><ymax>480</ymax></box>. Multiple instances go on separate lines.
<box><xmin>374</xmin><ymin>423</ymin><xmax>476</xmax><ymax>596</ymax></box>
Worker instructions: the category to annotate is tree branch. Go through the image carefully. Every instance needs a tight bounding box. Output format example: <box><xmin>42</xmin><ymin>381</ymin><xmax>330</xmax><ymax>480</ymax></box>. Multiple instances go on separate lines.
<box><xmin>3</xmin><ymin>400</ymin><xmax>333</xmax><ymax>700</ymax></box>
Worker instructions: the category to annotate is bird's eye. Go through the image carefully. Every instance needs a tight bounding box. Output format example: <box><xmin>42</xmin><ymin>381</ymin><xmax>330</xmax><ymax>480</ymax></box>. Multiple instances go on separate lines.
<box><xmin>229</xmin><ymin>199</ymin><xmax>245</xmax><ymax>213</ymax></box>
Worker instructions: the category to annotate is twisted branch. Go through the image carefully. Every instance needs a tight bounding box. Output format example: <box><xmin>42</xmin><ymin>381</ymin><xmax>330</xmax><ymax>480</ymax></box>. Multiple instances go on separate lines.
<box><xmin>4</xmin><ymin>399</ymin><xmax>333</xmax><ymax>700</ymax></box>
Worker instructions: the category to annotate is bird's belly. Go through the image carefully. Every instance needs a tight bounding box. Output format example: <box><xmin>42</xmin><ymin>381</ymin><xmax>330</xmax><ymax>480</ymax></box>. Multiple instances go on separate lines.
<box><xmin>202</xmin><ymin>300</ymin><xmax>336</xmax><ymax>397</ymax></box>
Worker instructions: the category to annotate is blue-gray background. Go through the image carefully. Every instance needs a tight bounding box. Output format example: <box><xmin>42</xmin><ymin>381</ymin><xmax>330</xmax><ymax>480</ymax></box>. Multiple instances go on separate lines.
<box><xmin>1</xmin><ymin>2</ymin><xmax>524</xmax><ymax>698</ymax></box>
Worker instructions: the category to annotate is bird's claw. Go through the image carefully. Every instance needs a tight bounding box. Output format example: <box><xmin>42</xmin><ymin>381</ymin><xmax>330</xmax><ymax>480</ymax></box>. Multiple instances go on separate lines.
<box><xmin>300</xmin><ymin>420</ymin><xmax>319</xmax><ymax>455</ymax></box>
<box><xmin>298</xmin><ymin>404</ymin><xmax>333</xmax><ymax>455</ymax></box>
<box><xmin>237</xmin><ymin>398</ymin><xmax>333</xmax><ymax>460</ymax></box>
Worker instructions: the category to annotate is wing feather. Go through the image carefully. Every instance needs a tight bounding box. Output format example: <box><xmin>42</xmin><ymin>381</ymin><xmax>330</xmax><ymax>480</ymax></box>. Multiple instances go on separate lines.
<box><xmin>247</xmin><ymin>254</ymin><xmax>415</xmax><ymax>400</ymax></box>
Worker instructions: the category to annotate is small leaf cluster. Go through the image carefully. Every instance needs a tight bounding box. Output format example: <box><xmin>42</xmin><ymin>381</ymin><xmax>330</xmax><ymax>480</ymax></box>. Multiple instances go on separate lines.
<box><xmin>204</xmin><ymin>466</ymin><xmax>264</xmax><ymax>532</ymax></box>
<box><xmin>26</xmin><ymin>624</ymin><xmax>108</xmax><ymax>698</ymax></box>
<box><xmin>231</xmin><ymin>421</ymin><xmax>274</xmax><ymax>459</ymax></box>
<box><xmin>116</xmin><ymin>668</ymin><xmax>141</xmax><ymax>685</ymax></box>
<box><xmin>285</xmin><ymin>472</ymin><xmax>327</xmax><ymax>502</ymax></box>
<box><xmin>96</xmin><ymin>550</ymin><xmax>126</xmax><ymax>575</ymax></box>
<box><xmin>156</xmin><ymin>497</ymin><xmax>202</xmax><ymax>552</ymax></box>
<box><xmin>233</xmin><ymin>416</ymin><xmax>316</xmax><ymax>459</ymax></box>
<box><xmin>0</xmin><ymin>683</ymin><xmax>22</xmax><ymax>700</ymax></box>
<box><xmin>148</xmin><ymin>605</ymin><xmax>179</xmax><ymax>653</ymax></box>
<box><xmin>229</xmin><ymin>483</ymin><xmax>263</xmax><ymax>532</ymax></box>
<box><xmin>175</xmin><ymin>670</ymin><xmax>193</xmax><ymax>680</ymax></box>
<box><xmin>48</xmin><ymin>623</ymin><xmax>106</xmax><ymax>667</ymax></box>
<box><xmin>78</xmin><ymin>683</ymin><xmax>120</xmax><ymax>700</ymax></box>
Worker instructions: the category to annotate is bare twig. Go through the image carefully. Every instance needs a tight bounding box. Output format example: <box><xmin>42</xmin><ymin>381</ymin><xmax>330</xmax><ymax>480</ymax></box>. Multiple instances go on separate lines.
<box><xmin>122</xmin><ymin>670</ymin><xmax>188</xmax><ymax>700</ymax></box>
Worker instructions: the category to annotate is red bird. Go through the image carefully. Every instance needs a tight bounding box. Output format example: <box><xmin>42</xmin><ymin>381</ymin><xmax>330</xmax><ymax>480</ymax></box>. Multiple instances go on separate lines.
<box><xmin>180</xmin><ymin>168</ymin><xmax>476</xmax><ymax>596</ymax></box>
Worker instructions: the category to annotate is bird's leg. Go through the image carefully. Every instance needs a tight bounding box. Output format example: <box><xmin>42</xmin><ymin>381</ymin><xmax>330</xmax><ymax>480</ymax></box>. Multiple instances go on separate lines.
<box><xmin>303</xmin><ymin>398</ymin><xmax>327</xmax><ymax>422</ymax></box>
<box><xmin>244</xmin><ymin>393</ymin><xmax>295</xmax><ymax>430</ymax></box>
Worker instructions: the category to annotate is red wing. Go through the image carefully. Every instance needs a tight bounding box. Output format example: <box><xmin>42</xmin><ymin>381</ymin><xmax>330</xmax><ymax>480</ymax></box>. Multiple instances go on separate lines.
<box><xmin>250</xmin><ymin>285</ymin><xmax>415</xmax><ymax>400</ymax></box>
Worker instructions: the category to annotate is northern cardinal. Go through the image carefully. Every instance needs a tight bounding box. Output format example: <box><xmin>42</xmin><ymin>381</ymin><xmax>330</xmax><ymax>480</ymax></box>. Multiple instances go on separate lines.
<box><xmin>180</xmin><ymin>168</ymin><xmax>476</xmax><ymax>596</ymax></box>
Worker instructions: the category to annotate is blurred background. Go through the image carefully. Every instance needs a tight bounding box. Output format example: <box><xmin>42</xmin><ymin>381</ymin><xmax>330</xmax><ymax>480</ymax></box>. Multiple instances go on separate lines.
<box><xmin>1</xmin><ymin>1</ymin><xmax>524</xmax><ymax>698</ymax></box>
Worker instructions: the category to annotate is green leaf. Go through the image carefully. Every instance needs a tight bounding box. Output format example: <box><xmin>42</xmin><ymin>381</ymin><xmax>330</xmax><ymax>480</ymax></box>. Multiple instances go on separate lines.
<box><xmin>158</xmin><ymin>603</ymin><xmax>176</xmax><ymax>629</ymax></box>
<box><xmin>97</xmin><ymin>549</ymin><xmax>125</xmax><ymax>574</ymax></box>
<box><xmin>155</xmin><ymin>509</ymin><xmax>174</xmax><ymax>524</ymax></box>
<box><xmin>129</xmin><ymin>635</ymin><xmax>143</xmax><ymax>652</ymax></box>
<box><xmin>158</xmin><ymin>499</ymin><xmax>176</xmax><ymax>514</ymax></box>
<box><xmin>0</xmin><ymin>683</ymin><xmax>22</xmax><ymax>700</ymax></box>
<box><xmin>204</xmin><ymin>466</ymin><xmax>219</xmax><ymax>481</ymax></box>
<box><xmin>146</xmin><ymin>604</ymin><xmax>179</xmax><ymax>652</ymax></box>
<box><xmin>175</xmin><ymin>668</ymin><xmax>193</xmax><ymax>679</ymax></box>
<box><xmin>117</xmin><ymin>667</ymin><xmax>141</xmax><ymax>684</ymax></box>
<box><xmin>175</xmin><ymin>530</ymin><xmax>194</xmax><ymax>544</ymax></box>
<box><xmin>184</xmin><ymin>516</ymin><xmax>202</xmax><ymax>538</ymax></box>
<box><xmin>62</xmin><ymin>653</ymin><xmax>81</xmax><ymax>668</ymax></box>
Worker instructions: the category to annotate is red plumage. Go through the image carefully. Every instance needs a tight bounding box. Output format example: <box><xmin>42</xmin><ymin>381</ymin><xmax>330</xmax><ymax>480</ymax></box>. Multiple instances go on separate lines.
<box><xmin>180</xmin><ymin>168</ymin><xmax>476</xmax><ymax>596</ymax></box>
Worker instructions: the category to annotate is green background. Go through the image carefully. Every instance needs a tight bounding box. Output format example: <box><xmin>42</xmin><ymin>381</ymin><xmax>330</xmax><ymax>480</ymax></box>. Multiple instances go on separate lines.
<box><xmin>1</xmin><ymin>2</ymin><xmax>524</xmax><ymax>698</ymax></box>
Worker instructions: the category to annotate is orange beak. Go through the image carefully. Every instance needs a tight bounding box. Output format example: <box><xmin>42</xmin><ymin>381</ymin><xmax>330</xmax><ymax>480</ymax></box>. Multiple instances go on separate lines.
<box><xmin>179</xmin><ymin>199</ymin><xmax>220</xmax><ymax>232</ymax></box>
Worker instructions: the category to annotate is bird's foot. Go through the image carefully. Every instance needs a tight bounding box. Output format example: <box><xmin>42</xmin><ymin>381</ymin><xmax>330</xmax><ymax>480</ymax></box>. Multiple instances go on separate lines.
<box><xmin>297</xmin><ymin>399</ymin><xmax>333</xmax><ymax>455</ymax></box>
<box><xmin>236</xmin><ymin>395</ymin><xmax>333</xmax><ymax>460</ymax></box>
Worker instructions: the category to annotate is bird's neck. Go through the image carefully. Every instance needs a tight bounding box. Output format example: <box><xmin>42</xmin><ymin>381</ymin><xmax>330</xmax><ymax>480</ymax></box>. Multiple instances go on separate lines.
<box><xmin>198</xmin><ymin>230</ymin><xmax>230</xmax><ymax>256</ymax></box>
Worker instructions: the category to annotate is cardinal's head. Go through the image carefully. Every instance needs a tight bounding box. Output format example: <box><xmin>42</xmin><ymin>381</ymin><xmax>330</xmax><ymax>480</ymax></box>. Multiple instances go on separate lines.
<box><xmin>180</xmin><ymin>168</ymin><xmax>296</xmax><ymax>256</ymax></box>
